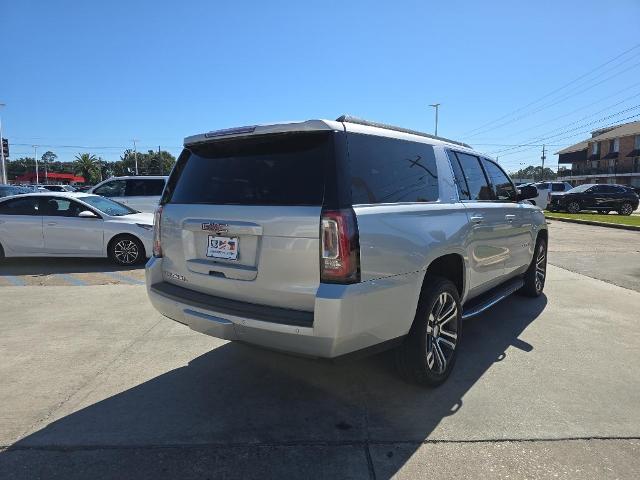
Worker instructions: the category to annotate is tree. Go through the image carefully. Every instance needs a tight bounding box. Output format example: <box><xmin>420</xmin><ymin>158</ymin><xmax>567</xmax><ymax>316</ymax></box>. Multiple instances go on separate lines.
<box><xmin>509</xmin><ymin>165</ymin><xmax>557</xmax><ymax>181</ymax></box>
<box><xmin>74</xmin><ymin>153</ymin><xmax>100</xmax><ymax>183</ymax></box>
<box><xmin>41</xmin><ymin>151</ymin><xmax>57</xmax><ymax>182</ymax></box>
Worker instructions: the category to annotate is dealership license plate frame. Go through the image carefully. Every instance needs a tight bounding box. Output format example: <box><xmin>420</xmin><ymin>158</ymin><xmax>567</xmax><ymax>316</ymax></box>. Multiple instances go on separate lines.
<box><xmin>206</xmin><ymin>235</ymin><xmax>239</xmax><ymax>260</ymax></box>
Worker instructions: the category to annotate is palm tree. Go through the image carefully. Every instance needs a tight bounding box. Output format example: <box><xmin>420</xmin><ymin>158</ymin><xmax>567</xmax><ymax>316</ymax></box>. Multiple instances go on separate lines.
<box><xmin>74</xmin><ymin>153</ymin><xmax>99</xmax><ymax>183</ymax></box>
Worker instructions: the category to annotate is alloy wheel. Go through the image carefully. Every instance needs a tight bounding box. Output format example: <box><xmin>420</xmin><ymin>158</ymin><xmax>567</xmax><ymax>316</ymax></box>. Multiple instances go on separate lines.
<box><xmin>426</xmin><ymin>292</ymin><xmax>458</xmax><ymax>374</ymax></box>
<box><xmin>620</xmin><ymin>203</ymin><xmax>633</xmax><ymax>215</ymax></box>
<box><xmin>567</xmin><ymin>202</ymin><xmax>580</xmax><ymax>214</ymax></box>
<box><xmin>114</xmin><ymin>239</ymin><xmax>139</xmax><ymax>265</ymax></box>
<box><xmin>535</xmin><ymin>242</ymin><xmax>547</xmax><ymax>293</ymax></box>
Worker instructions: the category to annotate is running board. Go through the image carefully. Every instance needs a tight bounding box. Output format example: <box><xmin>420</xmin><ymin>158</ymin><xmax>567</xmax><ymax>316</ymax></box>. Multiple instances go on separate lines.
<box><xmin>461</xmin><ymin>277</ymin><xmax>524</xmax><ymax>320</ymax></box>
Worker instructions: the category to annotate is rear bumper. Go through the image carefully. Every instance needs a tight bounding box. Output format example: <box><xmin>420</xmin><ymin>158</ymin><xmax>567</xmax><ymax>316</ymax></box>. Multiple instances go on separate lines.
<box><xmin>145</xmin><ymin>256</ymin><xmax>422</xmax><ymax>358</ymax></box>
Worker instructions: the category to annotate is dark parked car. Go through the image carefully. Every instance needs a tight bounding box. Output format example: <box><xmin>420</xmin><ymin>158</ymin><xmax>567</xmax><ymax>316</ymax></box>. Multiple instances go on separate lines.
<box><xmin>548</xmin><ymin>183</ymin><xmax>639</xmax><ymax>215</ymax></box>
<box><xmin>0</xmin><ymin>185</ymin><xmax>32</xmax><ymax>198</ymax></box>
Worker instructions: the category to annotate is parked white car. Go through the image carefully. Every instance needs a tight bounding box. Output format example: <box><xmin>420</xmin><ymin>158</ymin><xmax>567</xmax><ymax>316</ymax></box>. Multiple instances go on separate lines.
<box><xmin>89</xmin><ymin>176</ymin><xmax>168</xmax><ymax>213</ymax></box>
<box><xmin>0</xmin><ymin>192</ymin><xmax>153</xmax><ymax>265</ymax></box>
<box><xmin>528</xmin><ymin>181</ymin><xmax>573</xmax><ymax>209</ymax></box>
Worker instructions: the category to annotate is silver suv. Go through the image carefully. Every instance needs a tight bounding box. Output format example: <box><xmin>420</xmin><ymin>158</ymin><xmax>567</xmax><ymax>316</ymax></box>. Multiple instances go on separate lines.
<box><xmin>146</xmin><ymin>116</ymin><xmax>547</xmax><ymax>386</ymax></box>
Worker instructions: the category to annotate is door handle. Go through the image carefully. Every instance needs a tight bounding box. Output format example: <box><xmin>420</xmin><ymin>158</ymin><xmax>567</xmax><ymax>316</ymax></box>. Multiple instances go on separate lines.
<box><xmin>47</xmin><ymin>222</ymin><xmax>57</xmax><ymax>226</ymax></box>
<box><xmin>470</xmin><ymin>215</ymin><xmax>484</xmax><ymax>224</ymax></box>
<box><xmin>505</xmin><ymin>214</ymin><xmax>516</xmax><ymax>222</ymax></box>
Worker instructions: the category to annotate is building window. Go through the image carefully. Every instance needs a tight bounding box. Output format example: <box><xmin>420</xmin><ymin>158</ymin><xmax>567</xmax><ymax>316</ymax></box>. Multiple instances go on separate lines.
<box><xmin>591</xmin><ymin>143</ymin><xmax>598</xmax><ymax>155</ymax></box>
<box><xmin>611</xmin><ymin>138</ymin><xmax>619</xmax><ymax>153</ymax></box>
<box><xmin>635</xmin><ymin>135</ymin><xmax>640</xmax><ymax>150</ymax></box>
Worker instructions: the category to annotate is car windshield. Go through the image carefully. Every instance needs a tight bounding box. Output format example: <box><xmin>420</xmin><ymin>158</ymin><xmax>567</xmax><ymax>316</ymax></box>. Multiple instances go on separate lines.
<box><xmin>78</xmin><ymin>195</ymin><xmax>138</xmax><ymax>216</ymax></box>
<box><xmin>566</xmin><ymin>184</ymin><xmax>594</xmax><ymax>193</ymax></box>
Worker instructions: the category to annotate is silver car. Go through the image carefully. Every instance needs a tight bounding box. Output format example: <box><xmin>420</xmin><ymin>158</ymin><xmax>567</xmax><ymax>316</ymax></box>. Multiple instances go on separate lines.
<box><xmin>146</xmin><ymin>116</ymin><xmax>547</xmax><ymax>386</ymax></box>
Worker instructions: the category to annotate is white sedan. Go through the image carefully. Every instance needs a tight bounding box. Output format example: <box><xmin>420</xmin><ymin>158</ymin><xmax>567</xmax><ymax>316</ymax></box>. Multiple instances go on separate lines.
<box><xmin>0</xmin><ymin>192</ymin><xmax>154</xmax><ymax>266</ymax></box>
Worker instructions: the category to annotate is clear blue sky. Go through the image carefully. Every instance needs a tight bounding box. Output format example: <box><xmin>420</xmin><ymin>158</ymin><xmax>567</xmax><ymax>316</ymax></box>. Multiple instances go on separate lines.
<box><xmin>2</xmin><ymin>0</ymin><xmax>640</xmax><ymax>172</ymax></box>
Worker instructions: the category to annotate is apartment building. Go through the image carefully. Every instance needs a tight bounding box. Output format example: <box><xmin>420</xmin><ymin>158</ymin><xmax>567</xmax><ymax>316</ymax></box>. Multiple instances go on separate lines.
<box><xmin>557</xmin><ymin>121</ymin><xmax>640</xmax><ymax>187</ymax></box>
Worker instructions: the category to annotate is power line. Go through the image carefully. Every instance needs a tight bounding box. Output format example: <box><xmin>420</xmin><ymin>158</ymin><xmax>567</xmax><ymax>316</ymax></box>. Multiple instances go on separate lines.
<box><xmin>463</xmin><ymin>43</ymin><xmax>640</xmax><ymax>136</ymax></box>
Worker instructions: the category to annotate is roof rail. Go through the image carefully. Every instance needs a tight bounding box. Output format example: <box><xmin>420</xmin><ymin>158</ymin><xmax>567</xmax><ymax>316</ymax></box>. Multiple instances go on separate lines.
<box><xmin>336</xmin><ymin>115</ymin><xmax>471</xmax><ymax>148</ymax></box>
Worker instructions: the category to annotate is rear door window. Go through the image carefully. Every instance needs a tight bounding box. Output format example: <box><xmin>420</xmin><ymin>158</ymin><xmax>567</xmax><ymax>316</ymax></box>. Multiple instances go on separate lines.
<box><xmin>551</xmin><ymin>183</ymin><xmax>565</xmax><ymax>192</ymax></box>
<box><xmin>450</xmin><ymin>151</ymin><xmax>494</xmax><ymax>200</ymax></box>
<box><xmin>0</xmin><ymin>197</ymin><xmax>40</xmax><ymax>215</ymax></box>
<box><xmin>347</xmin><ymin>134</ymin><xmax>439</xmax><ymax>204</ymax></box>
<box><xmin>126</xmin><ymin>179</ymin><xmax>165</xmax><ymax>196</ymax></box>
<box><xmin>168</xmin><ymin>132</ymin><xmax>329</xmax><ymax>206</ymax></box>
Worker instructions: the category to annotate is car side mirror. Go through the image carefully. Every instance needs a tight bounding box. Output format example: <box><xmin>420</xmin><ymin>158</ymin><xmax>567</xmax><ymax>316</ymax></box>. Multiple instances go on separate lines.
<box><xmin>517</xmin><ymin>185</ymin><xmax>538</xmax><ymax>201</ymax></box>
<box><xmin>78</xmin><ymin>210</ymin><xmax>98</xmax><ymax>218</ymax></box>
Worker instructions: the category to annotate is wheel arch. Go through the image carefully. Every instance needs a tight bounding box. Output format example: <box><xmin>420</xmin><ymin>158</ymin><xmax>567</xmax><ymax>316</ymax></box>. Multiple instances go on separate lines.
<box><xmin>421</xmin><ymin>253</ymin><xmax>465</xmax><ymax>299</ymax></box>
<box><xmin>106</xmin><ymin>232</ymin><xmax>147</xmax><ymax>258</ymax></box>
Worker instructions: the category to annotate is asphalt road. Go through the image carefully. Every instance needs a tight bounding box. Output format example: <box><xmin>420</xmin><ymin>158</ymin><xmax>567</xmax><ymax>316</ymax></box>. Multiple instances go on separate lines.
<box><xmin>1</xmin><ymin>222</ymin><xmax>639</xmax><ymax>479</ymax></box>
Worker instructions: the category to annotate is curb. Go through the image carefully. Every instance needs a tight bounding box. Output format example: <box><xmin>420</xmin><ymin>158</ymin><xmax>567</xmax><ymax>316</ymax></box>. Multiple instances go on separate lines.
<box><xmin>546</xmin><ymin>216</ymin><xmax>640</xmax><ymax>232</ymax></box>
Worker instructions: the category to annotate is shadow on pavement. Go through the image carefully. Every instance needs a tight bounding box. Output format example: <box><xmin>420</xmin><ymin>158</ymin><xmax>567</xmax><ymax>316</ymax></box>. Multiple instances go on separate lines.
<box><xmin>0</xmin><ymin>257</ymin><xmax>143</xmax><ymax>275</ymax></box>
<box><xmin>2</xmin><ymin>294</ymin><xmax>547</xmax><ymax>479</ymax></box>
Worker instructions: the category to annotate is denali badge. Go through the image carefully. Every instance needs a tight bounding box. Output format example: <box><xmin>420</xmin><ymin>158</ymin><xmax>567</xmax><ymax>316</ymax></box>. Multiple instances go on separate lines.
<box><xmin>164</xmin><ymin>271</ymin><xmax>187</xmax><ymax>282</ymax></box>
<box><xmin>202</xmin><ymin>222</ymin><xmax>229</xmax><ymax>234</ymax></box>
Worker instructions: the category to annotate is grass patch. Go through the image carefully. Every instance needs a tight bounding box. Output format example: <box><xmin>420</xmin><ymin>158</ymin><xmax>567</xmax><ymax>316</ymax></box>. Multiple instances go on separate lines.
<box><xmin>545</xmin><ymin>211</ymin><xmax>640</xmax><ymax>227</ymax></box>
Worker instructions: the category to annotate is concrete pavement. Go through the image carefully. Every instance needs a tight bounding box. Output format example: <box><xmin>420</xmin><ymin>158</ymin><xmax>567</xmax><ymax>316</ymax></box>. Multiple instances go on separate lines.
<box><xmin>1</xmin><ymin>263</ymin><xmax>640</xmax><ymax>479</ymax></box>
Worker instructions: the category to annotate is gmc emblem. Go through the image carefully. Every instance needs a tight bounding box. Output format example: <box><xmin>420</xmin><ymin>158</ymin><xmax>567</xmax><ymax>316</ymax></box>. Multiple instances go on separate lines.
<box><xmin>202</xmin><ymin>222</ymin><xmax>229</xmax><ymax>234</ymax></box>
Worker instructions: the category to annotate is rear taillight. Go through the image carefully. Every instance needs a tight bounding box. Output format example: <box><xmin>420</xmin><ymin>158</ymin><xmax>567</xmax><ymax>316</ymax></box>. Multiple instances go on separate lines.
<box><xmin>320</xmin><ymin>209</ymin><xmax>360</xmax><ymax>284</ymax></box>
<box><xmin>153</xmin><ymin>206</ymin><xmax>163</xmax><ymax>257</ymax></box>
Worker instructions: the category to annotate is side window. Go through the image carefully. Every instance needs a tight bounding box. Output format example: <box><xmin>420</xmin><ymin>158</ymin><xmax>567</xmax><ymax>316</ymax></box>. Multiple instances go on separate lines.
<box><xmin>94</xmin><ymin>180</ymin><xmax>126</xmax><ymax>198</ymax></box>
<box><xmin>146</xmin><ymin>179</ymin><xmax>166</xmax><ymax>196</ymax></box>
<box><xmin>452</xmin><ymin>152</ymin><xmax>494</xmax><ymax>200</ymax></box>
<box><xmin>588</xmin><ymin>185</ymin><xmax>603</xmax><ymax>193</ymax></box>
<box><xmin>482</xmin><ymin>159</ymin><xmax>517</xmax><ymax>202</ymax></box>
<box><xmin>126</xmin><ymin>179</ymin><xmax>165</xmax><ymax>196</ymax></box>
<box><xmin>447</xmin><ymin>150</ymin><xmax>470</xmax><ymax>200</ymax></box>
<box><xmin>41</xmin><ymin>197</ymin><xmax>85</xmax><ymax>217</ymax></box>
<box><xmin>0</xmin><ymin>197</ymin><xmax>40</xmax><ymax>215</ymax></box>
<box><xmin>348</xmin><ymin>134</ymin><xmax>439</xmax><ymax>204</ymax></box>
<box><xmin>551</xmin><ymin>183</ymin><xmax>564</xmax><ymax>192</ymax></box>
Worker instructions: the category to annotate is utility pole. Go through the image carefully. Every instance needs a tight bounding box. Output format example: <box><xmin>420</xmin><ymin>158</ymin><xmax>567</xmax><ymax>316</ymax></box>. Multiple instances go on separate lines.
<box><xmin>540</xmin><ymin>144</ymin><xmax>546</xmax><ymax>182</ymax></box>
<box><xmin>429</xmin><ymin>103</ymin><xmax>440</xmax><ymax>136</ymax></box>
<box><xmin>158</xmin><ymin>145</ymin><xmax>161</xmax><ymax>174</ymax></box>
<box><xmin>132</xmin><ymin>139</ymin><xmax>139</xmax><ymax>175</ymax></box>
<box><xmin>33</xmin><ymin>145</ymin><xmax>39</xmax><ymax>184</ymax></box>
<box><xmin>0</xmin><ymin>103</ymin><xmax>6</xmax><ymax>184</ymax></box>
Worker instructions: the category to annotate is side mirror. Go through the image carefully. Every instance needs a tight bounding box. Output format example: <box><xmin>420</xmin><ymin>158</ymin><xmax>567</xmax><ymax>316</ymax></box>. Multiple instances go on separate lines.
<box><xmin>517</xmin><ymin>185</ymin><xmax>538</xmax><ymax>201</ymax></box>
<box><xmin>78</xmin><ymin>210</ymin><xmax>98</xmax><ymax>218</ymax></box>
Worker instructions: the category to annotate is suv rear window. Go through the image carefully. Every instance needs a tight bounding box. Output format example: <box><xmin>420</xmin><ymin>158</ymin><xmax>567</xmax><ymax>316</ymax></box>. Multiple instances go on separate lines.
<box><xmin>167</xmin><ymin>132</ymin><xmax>329</xmax><ymax>206</ymax></box>
<box><xmin>347</xmin><ymin>134</ymin><xmax>438</xmax><ymax>204</ymax></box>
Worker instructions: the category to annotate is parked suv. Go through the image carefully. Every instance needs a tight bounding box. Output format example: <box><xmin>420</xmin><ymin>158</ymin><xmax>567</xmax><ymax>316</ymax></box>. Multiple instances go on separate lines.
<box><xmin>528</xmin><ymin>181</ymin><xmax>573</xmax><ymax>209</ymax></box>
<box><xmin>548</xmin><ymin>183</ymin><xmax>639</xmax><ymax>215</ymax></box>
<box><xmin>90</xmin><ymin>176</ymin><xmax>168</xmax><ymax>213</ymax></box>
<box><xmin>146</xmin><ymin>116</ymin><xmax>547</xmax><ymax>386</ymax></box>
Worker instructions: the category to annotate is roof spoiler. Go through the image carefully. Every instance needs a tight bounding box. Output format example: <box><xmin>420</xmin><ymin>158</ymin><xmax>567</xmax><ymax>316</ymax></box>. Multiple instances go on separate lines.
<box><xmin>336</xmin><ymin>115</ymin><xmax>471</xmax><ymax>148</ymax></box>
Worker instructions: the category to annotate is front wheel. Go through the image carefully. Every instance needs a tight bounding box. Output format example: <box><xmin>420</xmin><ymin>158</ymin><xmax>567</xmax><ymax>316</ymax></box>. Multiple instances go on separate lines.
<box><xmin>567</xmin><ymin>201</ymin><xmax>580</xmax><ymax>214</ymax></box>
<box><xmin>108</xmin><ymin>235</ymin><xmax>145</xmax><ymax>266</ymax></box>
<box><xmin>396</xmin><ymin>277</ymin><xmax>461</xmax><ymax>387</ymax></box>
<box><xmin>519</xmin><ymin>237</ymin><xmax>547</xmax><ymax>297</ymax></box>
<box><xmin>618</xmin><ymin>203</ymin><xmax>634</xmax><ymax>216</ymax></box>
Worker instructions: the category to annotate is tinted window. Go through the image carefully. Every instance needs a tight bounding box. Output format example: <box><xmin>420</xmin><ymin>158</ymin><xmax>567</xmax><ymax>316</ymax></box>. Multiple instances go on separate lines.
<box><xmin>169</xmin><ymin>132</ymin><xmax>329</xmax><ymax>206</ymax></box>
<box><xmin>0</xmin><ymin>197</ymin><xmax>40</xmax><ymax>215</ymax></box>
<box><xmin>482</xmin><ymin>159</ymin><xmax>516</xmax><ymax>201</ymax></box>
<box><xmin>126</xmin><ymin>179</ymin><xmax>165</xmax><ymax>196</ymax></box>
<box><xmin>534</xmin><ymin>182</ymin><xmax>549</xmax><ymax>190</ymax></box>
<box><xmin>452</xmin><ymin>152</ymin><xmax>494</xmax><ymax>200</ymax></box>
<box><xmin>551</xmin><ymin>183</ymin><xmax>565</xmax><ymax>192</ymax></box>
<box><xmin>94</xmin><ymin>180</ymin><xmax>126</xmax><ymax>197</ymax></box>
<box><xmin>40</xmin><ymin>197</ymin><xmax>86</xmax><ymax>217</ymax></box>
<box><xmin>589</xmin><ymin>185</ymin><xmax>605</xmax><ymax>193</ymax></box>
<box><xmin>448</xmin><ymin>150</ymin><xmax>470</xmax><ymax>200</ymax></box>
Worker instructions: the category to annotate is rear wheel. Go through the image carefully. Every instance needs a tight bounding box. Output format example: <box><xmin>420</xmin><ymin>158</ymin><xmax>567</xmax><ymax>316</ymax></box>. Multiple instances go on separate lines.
<box><xmin>567</xmin><ymin>201</ymin><xmax>580</xmax><ymax>214</ymax></box>
<box><xmin>396</xmin><ymin>277</ymin><xmax>461</xmax><ymax>387</ymax></box>
<box><xmin>618</xmin><ymin>203</ymin><xmax>633</xmax><ymax>216</ymax></box>
<box><xmin>519</xmin><ymin>236</ymin><xmax>547</xmax><ymax>297</ymax></box>
<box><xmin>108</xmin><ymin>235</ymin><xmax>145</xmax><ymax>266</ymax></box>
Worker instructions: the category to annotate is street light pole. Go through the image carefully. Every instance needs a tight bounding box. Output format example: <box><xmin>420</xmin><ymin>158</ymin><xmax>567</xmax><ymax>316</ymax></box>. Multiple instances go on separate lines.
<box><xmin>0</xmin><ymin>103</ymin><xmax>6</xmax><ymax>184</ymax></box>
<box><xmin>33</xmin><ymin>145</ymin><xmax>39</xmax><ymax>184</ymax></box>
<box><xmin>429</xmin><ymin>103</ymin><xmax>440</xmax><ymax>136</ymax></box>
<box><xmin>132</xmin><ymin>139</ymin><xmax>139</xmax><ymax>175</ymax></box>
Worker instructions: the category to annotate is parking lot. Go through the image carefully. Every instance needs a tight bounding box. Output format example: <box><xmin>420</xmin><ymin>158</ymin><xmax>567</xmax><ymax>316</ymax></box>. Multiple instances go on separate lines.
<box><xmin>1</xmin><ymin>221</ymin><xmax>640</xmax><ymax>479</ymax></box>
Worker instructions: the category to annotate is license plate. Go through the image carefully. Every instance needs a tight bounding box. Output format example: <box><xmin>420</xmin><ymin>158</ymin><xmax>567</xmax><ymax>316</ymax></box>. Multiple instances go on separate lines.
<box><xmin>206</xmin><ymin>235</ymin><xmax>239</xmax><ymax>260</ymax></box>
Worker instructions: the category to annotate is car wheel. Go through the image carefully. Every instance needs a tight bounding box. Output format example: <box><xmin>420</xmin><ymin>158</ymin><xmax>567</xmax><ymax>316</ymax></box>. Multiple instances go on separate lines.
<box><xmin>618</xmin><ymin>203</ymin><xmax>634</xmax><ymax>216</ymax></box>
<box><xmin>601</xmin><ymin>210</ymin><xmax>610</xmax><ymax>215</ymax></box>
<box><xmin>0</xmin><ymin>242</ymin><xmax>4</xmax><ymax>260</ymax></box>
<box><xmin>519</xmin><ymin>236</ymin><xmax>547</xmax><ymax>298</ymax></box>
<box><xmin>108</xmin><ymin>235</ymin><xmax>145</xmax><ymax>266</ymax></box>
<box><xmin>567</xmin><ymin>201</ymin><xmax>580</xmax><ymax>214</ymax></box>
<box><xmin>396</xmin><ymin>276</ymin><xmax>461</xmax><ymax>387</ymax></box>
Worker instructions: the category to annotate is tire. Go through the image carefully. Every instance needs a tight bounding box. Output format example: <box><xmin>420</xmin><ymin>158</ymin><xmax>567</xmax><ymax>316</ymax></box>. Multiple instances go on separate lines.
<box><xmin>618</xmin><ymin>203</ymin><xmax>634</xmax><ymax>216</ymax></box>
<box><xmin>395</xmin><ymin>276</ymin><xmax>461</xmax><ymax>387</ymax></box>
<box><xmin>567</xmin><ymin>201</ymin><xmax>580</xmax><ymax>214</ymax></box>
<box><xmin>519</xmin><ymin>236</ymin><xmax>547</xmax><ymax>298</ymax></box>
<box><xmin>0</xmin><ymin>242</ymin><xmax>4</xmax><ymax>260</ymax></box>
<box><xmin>108</xmin><ymin>235</ymin><xmax>145</xmax><ymax>266</ymax></box>
<box><xmin>601</xmin><ymin>210</ymin><xmax>610</xmax><ymax>215</ymax></box>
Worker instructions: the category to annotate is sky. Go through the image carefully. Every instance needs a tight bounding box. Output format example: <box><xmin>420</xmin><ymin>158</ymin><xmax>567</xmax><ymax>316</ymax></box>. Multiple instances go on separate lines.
<box><xmin>2</xmin><ymin>0</ymin><xmax>640</xmax><ymax>172</ymax></box>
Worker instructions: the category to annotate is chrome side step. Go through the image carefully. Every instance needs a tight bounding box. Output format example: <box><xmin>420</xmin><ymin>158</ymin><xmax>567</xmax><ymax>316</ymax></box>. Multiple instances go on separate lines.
<box><xmin>462</xmin><ymin>278</ymin><xmax>524</xmax><ymax>320</ymax></box>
